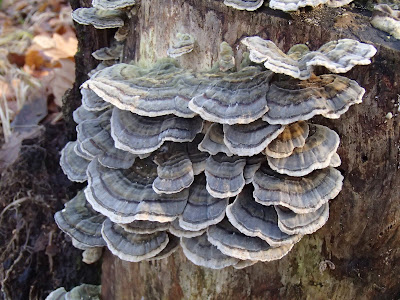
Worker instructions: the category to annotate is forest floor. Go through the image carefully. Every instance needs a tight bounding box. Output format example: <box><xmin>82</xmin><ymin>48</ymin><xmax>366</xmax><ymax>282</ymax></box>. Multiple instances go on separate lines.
<box><xmin>0</xmin><ymin>1</ymin><xmax>100</xmax><ymax>299</ymax></box>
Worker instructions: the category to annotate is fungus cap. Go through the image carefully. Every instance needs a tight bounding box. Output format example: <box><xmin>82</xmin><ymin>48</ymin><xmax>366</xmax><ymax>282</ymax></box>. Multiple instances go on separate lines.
<box><xmin>169</xmin><ymin>219</ymin><xmax>206</xmax><ymax>238</ymax></box>
<box><xmin>265</xmin><ymin>121</ymin><xmax>309</xmax><ymax>158</ymax></box>
<box><xmin>263</xmin><ymin>75</ymin><xmax>365</xmax><ymax>125</ymax></box>
<box><xmin>207</xmin><ymin>219</ymin><xmax>294</xmax><ymax>261</ymax></box>
<box><xmin>371</xmin><ymin>4</ymin><xmax>400</xmax><ymax>40</ymax></box>
<box><xmin>253</xmin><ymin>164</ymin><xmax>343</xmax><ymax>213</ymax></box>
<box><xmin>179</xmin><ymin>174</ymin><xmax>229</xmax><ymax>231</ymax></box>
<box><xmin>223</xmin><ymin>120</ymin><xmax>285</xmax><ymax>156</ymax></box>
<box><xmin>92</xmin><ymin>0</ymin><xmax>136</xmax><ymax>10</ymax></box>
<box><xmin>205</xmin><ymin>154</ymin><xmax>246</xmax><ymax>198</ymax></box>
<box><xmin>276</xmin><ymin>202</ymin><xmax>330</xmax><ymax>235</ymax></box>
<box><xmin>181</xmin><ymin>233</ymin><xmax>240</xmax><ymax>269</ymax></box>
<box><xmin>167</xmin><ymin>33</ymin><xmax>195</xmax><ymax>58</ymax></box>
<box><xmin>60</xmin><ymin>141</ymin><xmax>91</xmax><ymax>182</ymax></box>
<box><xmin>120</xmin><ymin>220</ymin><xmax>170</xmax><ymax>234</ymax></box>
<box><xmin>85</xmin><ymin>159</ymin><xmax>188</xmax><ymax>224</ymax></box>
<box><xmin>198</xmin><ymin>123</ymin><xmax>233</xmax><ymax>156</ymax></box>
<box><xmin>54</xmin><ymin>190</ymin><xmax>106</xmax><ymax>248</ymax></box>
<box><xmin>101</xmin><ymin>218</ymin><xmax>169</xmax><ymax>262</ymax></box>
<box><xmin>267</xmin><ymin>124</ymin><xmax>340</xmax><ymax>176</ymax></box>
<box><xmin>71</xmin><ymin>7</ymin><xmax>125</xmax><ymax>29</ymax></box>
<box><xmin>223</xmin><ymin>0</ymin><xmax>264</xmax><ymax>11</ymax></box>
<box><xmin>110</xmin><ymin>108</ymin><xmax>203</xmax><ymax>155</ymax></box>
<box><xmin>226</xmin><ymin>186</ymin><xmax>302</xmax><ymax>246</ymax></box>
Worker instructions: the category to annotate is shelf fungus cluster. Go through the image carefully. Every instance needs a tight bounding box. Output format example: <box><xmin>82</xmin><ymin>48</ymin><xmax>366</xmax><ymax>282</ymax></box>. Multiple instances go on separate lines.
<box><xmin>56</xmin><ymin>32</ymin><xmax>376</xmax><ymax>269</ymax></box>
<box><xmin>223</xmin><ymin>0</ymin><xmax>354</xmax><ymax>12</ymax></box>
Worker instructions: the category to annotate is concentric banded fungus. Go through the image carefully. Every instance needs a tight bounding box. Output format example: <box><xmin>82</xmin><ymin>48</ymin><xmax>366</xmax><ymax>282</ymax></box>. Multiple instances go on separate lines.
<box><xmin>265</xmin><ymin>121</ymin><xmax>309</xmax><ymax>158</ymax></box>
<box><xmin>60</xmin><ymin>141</ymin><xmax>90</xmax><ymax>182</ymax></box>
<box><xmin>111</xmin><ymin>108</ymin><xmax>203</xmax><ymax>155</ymax></box>
<box><xmin>92</xmin><ymin>43</ymin><xmax>124</xmax><ymax>61</ymax></box>
<box><xmin>153</xmin><ymin>146</ymin><xmax>194</xmax><ymax>194</ymax></box>
<box><xmin>226</xmin><ymin>186</ymin><xmax>302</xmax><ymax>246</ymax></box>
<box><xmin>81</xmin><ymin>88</ymin><xmax>111</xmax><ymax>111</ymax></box>
<box><xmin>242</xmin><ymin>37</ymin><xmax>377</xmax><ymax>80</ymax></box>
<box><xmin>73</xmin><ymin>105</ymin><xmax>104</xmax><ymax>124</ymax></box>
<box><xmin>179</xmin><ymin>174</ymin><xmax>229</xmax><ymax>231</ymax></box>
<box><xmin>187</xmin><ymin>134</ymin><xmax>210</xmax><ymax>175</ymax></box>
<box><xmin>223</xmin><ymin>120</ymin><xmax>284</xmax><ymax>156</ymax></box>
<box><xmin>205</xmin><ymin>154</ymin><xmax>246</xmax><ymax>198</ymax></box>
<box><xmin>148</xmin><ymin>234</ymin><xmax>180</xmax><ymax>260</ymax></box>
<box><xmin>199</xmin><ymin>123</ymin><xmax>233</xmax><ymax>156</ymax></box>
<box><xmin>71</xmin><ymin>8</ymin><xmax>125</xmax><ymax>29</ymax></box>
<box><xmin>188</xmin><ymin>67</ymin><xmax>273</xmax><ymax>125</ymax></box>
<box><xmin>218</xmin><ymin>42</ymin><xmax>235</xmax><ymax>72</ymax></box>
<box><xmin>121</xmin><ymin>220</ymin><xmax>170</xmax><ymax>234</ymax></box>
<box><xmin>76</xmin><ymin>110</ymin><xmax>111</xmax><ymax>147</ymax></box>
<box><xmin>263</xmin><ymin>75</ymin><xmax>365</xmax><ymax>124</ymax></box>
<box><xmin>181</xmin><ymin>233</ymin><xmax>239</xmax><ymax>269</ymax></box>
<box><xmin>85</xmin><ymin>159</ymin><xmax>188</xmax><ymax>223</ymax></box>
<box><xmin>326</xmin><ymin>0</ymin><xmax>353</xmax><ymax>7</ymax></box>
<box><xmin>243</xmin><ymin>154</ymin><xmax>264</xmax><ymax>184</ymax></box>
<box><xmin>167</xmin><ymin>33</ymin><xmax>195</xmax><ymax>58</ymax></box>
<box><xmin>267</xmin><ymin>124</ymin><xmax>340</xmax><ymax>176</ymax></box>
<box><xmin>207</xmin><ymin>219</ymin><xmax>294</xmax><ymax>261</ymax></box>
<box><xmin>82</xmin><ymin>60</ymin><xmax>199</xmax><ymax>118</ymax></box>
<box><xmin>253</xmin><ymin>164</ymin><xmax>343</xmax><ymax>213</ymax></box>
<box><xmin>371</xmin><ymin>4</ymin><xmax>400</xmax><ymax>40</ymax></box>
<box><xmin>81</xmin><ymin>123</ymin><xmax>136</xmax><ymax>169</ymax></box>
<box><xmin>169</xmin><ymin>219</ymin><xmax>206</xmax><ymax>237</ymax></box>
<box><xmin>223</xmin><ymin>0</ymin><xmax>264</xmax><ymax>11</ymax></box>
<box><xmin>54</xmin><ymin>191</ymin><xmax>106</xmax><ymax>248</ymax></box>
<box><xmin>64</xmin><ymin>284</ymin><xmax>101</xmax><ymax>300</ymax></box>
<box><xmin>92</xmin><ymin>0</ymin><xmax>136</xmax><ymax>10</ymax></box>
<box><xmin>101</xmin><ymin>219</ymin><xmax>169</xmax><ymax>262</ymax></box>
<box><xmin>275</xmin><ymin>203</ymin><xmax>330</xmax><ymax>235</ymax></box>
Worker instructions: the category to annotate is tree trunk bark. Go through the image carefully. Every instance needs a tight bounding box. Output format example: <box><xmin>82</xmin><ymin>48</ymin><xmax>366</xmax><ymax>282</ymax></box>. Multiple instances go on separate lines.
<box><xmin>69</xmin><ymin>0</ymin><xmax>400</xmax><ymax>299</ymax></box>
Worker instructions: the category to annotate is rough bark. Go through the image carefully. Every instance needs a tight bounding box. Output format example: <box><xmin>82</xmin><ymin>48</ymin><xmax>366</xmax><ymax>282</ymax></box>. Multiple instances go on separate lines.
<box><xmin>69</xmin><ymin>0</ymin><xmax>400</xmax><ymax>299</ymax></box>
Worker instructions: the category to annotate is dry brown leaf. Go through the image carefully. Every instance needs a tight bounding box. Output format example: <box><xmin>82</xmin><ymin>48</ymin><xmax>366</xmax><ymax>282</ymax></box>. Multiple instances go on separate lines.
<box><xmin>49</xmin><ymin>59</ymin><xmax>75</xmax><ymax>106</ymax></box>
<box><xmin>43</xmin><ymin>33</ymin><xmax>77</xmax><ymax>61</ymax></box>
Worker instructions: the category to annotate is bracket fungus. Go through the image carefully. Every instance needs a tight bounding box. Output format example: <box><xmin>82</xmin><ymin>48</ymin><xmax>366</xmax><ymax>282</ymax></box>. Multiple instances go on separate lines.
<box><xmin>153</xmin><ymin>146</ymin><xmax>195</xmax><ymax>194</ymax></box>
<box><xmin>179</xmin><ymin>174</ymin><xmax>229</xmax><ymax>231</ymax></box>
<box><xmin>226</xmin><ymin>186</ymin><xmax>302</xmax><ymax>246</ymax></box>
<box><xmin>167</xmin><ymin>33</ymin><xmax>195</xmax><ymax>58</ymax></box>
<box><xmin>223</xmin><ymin>0</ymin><xmax>265</xmax><ymax>11</ymax></box>
<box><xmin>263</xmin><ymin>75</ymin><xmax>365</xmax><ymax>124</ymax></box>
<box><xmin>56</xmin><ymin>30</ymin><xmax>375</xmax><ymax>269</ymax></box>
<box><xmin>223</xmin><ymin>120</ymin><xmax>285</xmax><ymax>156</ymax></box>
<box><xmin>265</xmin><ymin>121</ymin><xmax>309</xmax><ymax>158</ymax></box>
<box><xmin>199</xmin><ymin>123</ymin><xmax>233</xmax><ymax>156</ymax></box>
<box><xmin>92</xmin><ymin>0</ymin><xmax>136</xmax><ymax>10</ymax></box>
<box><xmin>86</xmin><ymin>158</ymin><xmax>189</xmax><ymax>224</ymax></box>
<box><xmin>101</xmin><ymin>219</ymin><xmax>170</xmax><ymax>262</ymax></box>
<box><xmin>205</xmin><ymin>153</ymin><xmax>246</xmax><ymax>198</ymax></box>
<box><xmin>371</xmin><ymin>4</ymin><xmax>400</xmax><ymax>40</ymax></box>
<box><xmin>207</xmin><ymin>219</ymin><xmax>294</xmax><ymax>261</ymax></box>
<box><xmin>92</xmin><ymin>43</ymin><xmax>124</xmax><ymax>61</ymax></box>
<box><xmin>71</xmin><ymin>7</ymin><xmax>125</xmax><ymax>29</ymax></box>
<box><xmin>266</xmin><ymin>124</ymin><xmax>340</xmax><ymax>177</ymax></box>
<box><xmin>242</xmin><ymin>37</ymin><xmax>377</xmax><ymax>80</ymax></box>
<box><xmin>253</xmin><ymin>164</ymin><xmax>343</xmax><ymax>213</ymax></box>
<box><xmin>111</xmin><ymin>108</ymin><xmax>203</xmax><ymax>155</ymax></box>
<box><xmin>60</xmin><ymin>141</ymin><xmax>90</xmax><ymax>182</ymax></box>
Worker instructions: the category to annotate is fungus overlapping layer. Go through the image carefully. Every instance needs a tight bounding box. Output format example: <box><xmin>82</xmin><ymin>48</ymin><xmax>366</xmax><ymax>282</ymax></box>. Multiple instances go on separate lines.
<box><xmin>57</xmin><ymin>35</ymin><xmax>375</xmax><ymax>269</ymax></box>
<box><xmin>223</xmin><ymin>0</ymin><xmax>265</xmax><ymax>11</ymax></box>
<box><xmin>60</xmin><ymin>141</ymin><xmax>91</xmax><ymax>182</ymax></box>
<box><xmin>371</xmin><ymin>4</ymin><xmax>400</xmax><ymax>40</ymax></box>
<box><xmin>242</xmin><ymin>37</ymin><xmax>377</xmax><ymax>80</ymax></box>
<box><xmin>92</xmin><ymin>43</ymin><xmax>124</xmax><ymax>61</ymax></box>
<box><xmin>167</xmin><ymin>33</ymin><xmax>195</xmax><ymax>58</ymax></box>
<box><xmin>92</xmin><ymin>0</ymin><xmax>136</xmax><ymax>10</ymax></box>
<box><xmin>199</xmin><ymin>123</ymin><xmax>233</xmax><ymax>156</ymax></box>
<box><xmin>71</xmin><ymin>7</ymin><xmax>125</xmax><ymax>29</ymax></box>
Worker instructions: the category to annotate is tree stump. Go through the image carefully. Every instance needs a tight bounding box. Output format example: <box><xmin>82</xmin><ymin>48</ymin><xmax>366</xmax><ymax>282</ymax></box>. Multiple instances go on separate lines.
<box><xmin>67</xmin><ymin>1</ymin><xmax>400</xmax><ymax>299</ymax></box>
